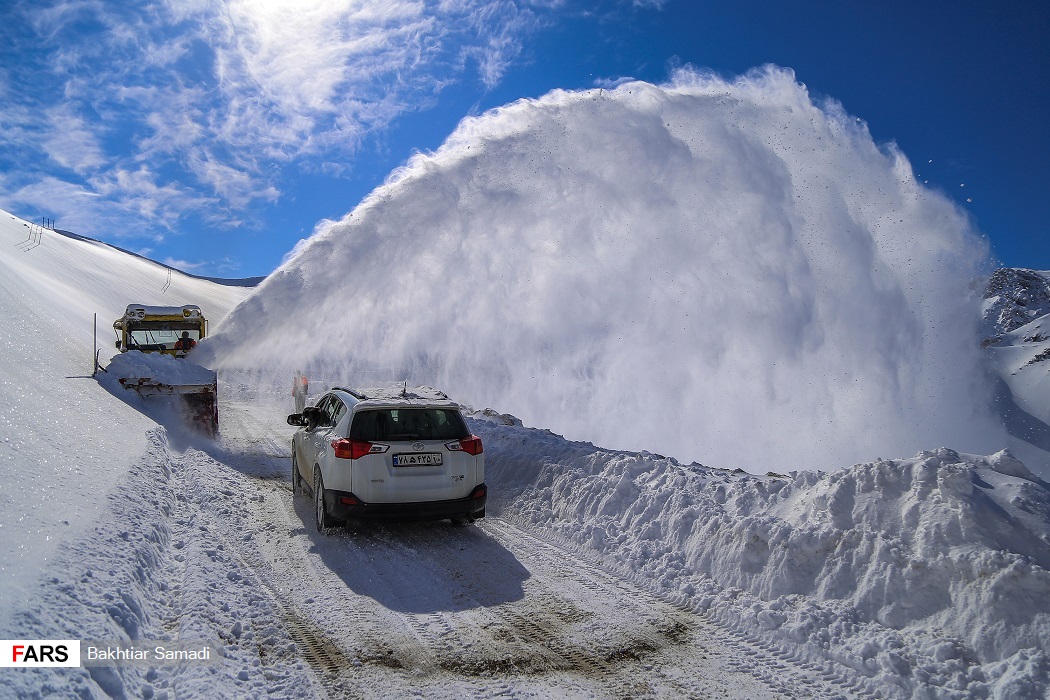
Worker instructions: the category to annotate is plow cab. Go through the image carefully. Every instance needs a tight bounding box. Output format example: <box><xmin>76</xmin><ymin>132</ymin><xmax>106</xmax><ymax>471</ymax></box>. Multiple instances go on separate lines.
<box><xmin>113</xmin><ymin>304</ymin><xmax>207</xmax><ymax>356</ymax></box>
<box><xmin>108</xmin><ymin>304</ymin><xmax>218</xmax><ymax>435</ymax></box>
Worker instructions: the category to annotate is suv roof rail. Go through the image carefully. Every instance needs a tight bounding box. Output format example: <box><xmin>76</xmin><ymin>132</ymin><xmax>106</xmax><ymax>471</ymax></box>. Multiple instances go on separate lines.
<box><xmin>333</xmin><ymin>385</ymin><xmax>454</xmax><ymax>402</ymax></box>
<box><xmin>332</xmin><ymin>386</ymin><xmax>369</xmax><ymax>400</ymax></box>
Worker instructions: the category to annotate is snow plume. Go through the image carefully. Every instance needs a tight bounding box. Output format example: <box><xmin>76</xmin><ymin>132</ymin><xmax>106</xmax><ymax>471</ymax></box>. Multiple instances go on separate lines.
<box><xmin>201</xmin><ymin>66</ymin><xmax>1005</xmax><ymax>472</ymax></box>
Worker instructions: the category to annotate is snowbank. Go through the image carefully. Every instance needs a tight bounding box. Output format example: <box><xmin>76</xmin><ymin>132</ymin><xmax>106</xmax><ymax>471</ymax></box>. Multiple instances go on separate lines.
<box><xmin>0</xmin><ymin>429</ymin><xmax>316</xmax><ymax>699</ymax></box>
<box><xmin>101</xmin><ymin>351</ymin><xmax>218</xmax><ymax>388</ymax></box>
<box><xmin>473</xmin><ymin>412</ymin><xmax>1050</xmax><ymax>697</ymax></box>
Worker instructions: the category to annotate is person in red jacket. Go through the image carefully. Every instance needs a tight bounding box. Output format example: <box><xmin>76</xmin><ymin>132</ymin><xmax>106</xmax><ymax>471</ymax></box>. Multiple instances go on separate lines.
<box><xmin>174</xmin><ymin>331</ymin><xmax>197</xmax><ymax>354</ymax></box>
<box><xmin>293</xmin><ymin>371</ymin><xmax>309</xmax><ymax>412</ymax></box>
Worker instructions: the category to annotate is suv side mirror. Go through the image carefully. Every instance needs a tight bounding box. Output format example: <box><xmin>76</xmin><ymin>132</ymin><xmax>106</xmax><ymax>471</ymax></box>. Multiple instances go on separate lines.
<box><xmin>287</xmin><ymin>413</ymin><xmax>308</xmax><ymax>427</ymax></box>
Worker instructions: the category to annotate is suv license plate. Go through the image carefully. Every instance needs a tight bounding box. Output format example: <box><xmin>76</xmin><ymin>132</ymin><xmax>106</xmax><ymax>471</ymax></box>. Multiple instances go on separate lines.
<box><xmin>393</xmin><ymin>453</ymin><xmax>443</xmax><ymax>467</ymax></box>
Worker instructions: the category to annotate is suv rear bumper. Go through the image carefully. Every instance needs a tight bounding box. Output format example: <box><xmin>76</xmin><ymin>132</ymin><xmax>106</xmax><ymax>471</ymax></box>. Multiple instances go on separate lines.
<box><xmin>324</xmin><ymin>484</ymin><xmax>487</xmax><ymax>522</ymax></box>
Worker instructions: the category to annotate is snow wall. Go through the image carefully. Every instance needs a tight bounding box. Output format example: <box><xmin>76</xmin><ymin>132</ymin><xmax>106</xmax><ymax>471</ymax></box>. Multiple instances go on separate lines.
<box><xmin>200</xmin><ymin>66</ymin><xmax>1006</xmax><ymax>472</ymax></box>
<box><xmin>473</xmin><ymin>411</ymin><xmax>1050</xmax><ymax>696</ymax></box>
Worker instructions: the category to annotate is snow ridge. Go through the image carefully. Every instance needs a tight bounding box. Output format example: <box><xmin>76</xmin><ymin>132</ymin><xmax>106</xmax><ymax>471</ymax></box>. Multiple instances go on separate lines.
<box><xmin>0</xmin><ymin>429</ymin><xmax>317</xmax><ymax>699</ymax></box>
<box><xmin>0</xmin><ymin>432</ymin><xmax>177</xmax><ymax>698</ymax></box>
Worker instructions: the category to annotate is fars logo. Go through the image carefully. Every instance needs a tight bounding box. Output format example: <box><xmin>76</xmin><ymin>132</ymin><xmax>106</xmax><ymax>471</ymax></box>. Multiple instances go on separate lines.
<box><xmin>1</xmin><ymin>640</ymin><xmax>80</xmax><ymax>667</ymax></box>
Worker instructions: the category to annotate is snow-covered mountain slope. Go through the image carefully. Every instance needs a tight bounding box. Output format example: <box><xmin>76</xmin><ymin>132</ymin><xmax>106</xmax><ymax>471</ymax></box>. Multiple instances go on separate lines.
<box><xmin>990</xmin><ymin>314</ymin><xmax>1050</xmax><ymax>427</ymax></box>
<box><xmin>982</xmin><ymin>268</ymin><xmax>1050</xmax><ymax>343</ymax></box>
<box><xmin>0</xmin><ymin>209</ymin><xmax>252</xmax><ymax>625</ymax></box>
<box><xmin>198</xmin><ymin>68</ymin><xmax>1007</xmax><ymax>475</ymax></box>
<box><xmin>981</xmin><ymin>268</ymin><xmax>1050</xmax><ymax>473</ymax></box>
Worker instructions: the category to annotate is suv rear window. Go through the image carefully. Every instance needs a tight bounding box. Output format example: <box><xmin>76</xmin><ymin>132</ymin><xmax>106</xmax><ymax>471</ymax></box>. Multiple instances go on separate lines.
<box><xmin>349</xmin><ymin>408</ymin><xmax>469</xmax><ymax>442</ymax></box>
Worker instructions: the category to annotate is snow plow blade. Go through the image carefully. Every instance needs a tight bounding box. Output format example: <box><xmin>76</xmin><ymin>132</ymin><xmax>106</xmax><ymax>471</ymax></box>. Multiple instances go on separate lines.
<box><xmin>118</xmin><ymin>376</ymin><xmax>219</xmax><ymax>436</ymax></box>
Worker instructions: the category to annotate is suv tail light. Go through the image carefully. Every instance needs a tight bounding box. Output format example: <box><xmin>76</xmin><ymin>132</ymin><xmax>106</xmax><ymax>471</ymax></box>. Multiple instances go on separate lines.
<box><xmin>331</xmin><ymin>439</ymin><xmax>388</xmax><ymax>460</ymax></box>
<box><xmin>445</xmin><ymin>435</ymin><xmax>483</xmax><ymax>456</ymax></box>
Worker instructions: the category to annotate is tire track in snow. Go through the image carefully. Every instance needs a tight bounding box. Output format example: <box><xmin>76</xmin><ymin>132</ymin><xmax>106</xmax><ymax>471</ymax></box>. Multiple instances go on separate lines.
<box><xmin>209</xmin><ymin>393</ymin><xmax>450</xmax><ymax>696</ymax></box>
<box><xmin>491</xmin><ymin>515</ymin><xmax>877</xmax><ymax>699</ymax></box>
<box><xmin>163</xmin><ymin>406</ymin><xmax>398</xmax><ymax>695</ymax></box>
<box><xmin>384</xmin><ymin>520</ymin><xmax>694</xmax><ymax>697</ymax></box>
<box><xmin>238</xmin><ymin>472</ymin><xmax>774</xmax><ymax>698</ymax></box>
<box><xmin>197</xmin><ymin>463</ymin><xmax>431</xmax><ymax>697</ymax></box>
<box><xmin>311</xmin><ymin>514</ymin><xmax>797</xmax><ymax>698</ymax></box>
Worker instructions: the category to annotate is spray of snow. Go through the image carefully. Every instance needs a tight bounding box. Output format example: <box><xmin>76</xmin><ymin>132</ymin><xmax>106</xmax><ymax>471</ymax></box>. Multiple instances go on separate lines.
<box><xmin>201</xmin><ymin>67</ymin><xmax>1003</xmax><ymax>472</ymax></box>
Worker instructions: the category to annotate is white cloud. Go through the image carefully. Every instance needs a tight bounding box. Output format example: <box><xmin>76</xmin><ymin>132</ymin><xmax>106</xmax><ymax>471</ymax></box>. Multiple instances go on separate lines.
<box><xmin>135</xmin><ymin>89</ymin><xmax>207</xmax><ymax>158</ymax></box>
<box><xmin>0</xmin><ymin>102</ymin><xmax>39</xmax><ymax>163</ymax></box>
<box><xmin>213</xmin><ymin>0</ymin><xmax>429</xmax><ymax>114</ymax></box>
<box><xmin>176</xmin><ymin>0</ymin><xmax>551</xmax><ymax>162</ymax></box>
<box><xmin>3</xmin><ymin>0</ymin><xmax>553</xmax><ymax>245</ymax></box>
<box><xmin>187</xmin><ymin>152</ymin><xmax>280</xmax><ymax>210</ymax></box>
<box><xmin>0</xmin><ymin>174</ymin><xmax>95</xmax><ymax>212</ymax></box>
<box><xmin>0</xmin><ymin>175</ymin><xmax>119</xmax><ymax>239</ymax></box>
<box><xmin>161</xmin><ymin>256</ymin><xmax>206</xmax><ymax>271</ymax></box>
<box><xmin>89</xmin><ymin>166</ymin><xmax>214</xmax><ymax>230</ymax></box>
<box><xmin>462</xmin><ymin>2</ymin><xmax>546</xmax><ymax>88</ymax></box>
<box><xmin>42</xmin><ymin>108</ymin><xmax>107</xmax><ymax>174</ymax></box>
<box><xmin>24</xmin><ymin>0</ymin><xmax>102</xmax><ymax>39</ymax></box>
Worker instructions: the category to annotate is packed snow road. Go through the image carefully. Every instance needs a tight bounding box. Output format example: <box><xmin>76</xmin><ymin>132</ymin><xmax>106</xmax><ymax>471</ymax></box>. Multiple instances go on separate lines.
<box><xmin>1</xmin><ymin>381</ymin><xmax>871</xmax><ymax>699</ymax></box>
<box><xmin>193</xmin><ymin>393</ymin><xmax>861</xmax><ymax>699</ymax></box>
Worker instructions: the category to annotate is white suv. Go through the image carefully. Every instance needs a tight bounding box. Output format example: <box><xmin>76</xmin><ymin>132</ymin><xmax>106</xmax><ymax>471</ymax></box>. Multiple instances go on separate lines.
<box><xmin>288</xmin><ymin>386</ymin><xmax>486</xmax><ymax>531</ymax></box>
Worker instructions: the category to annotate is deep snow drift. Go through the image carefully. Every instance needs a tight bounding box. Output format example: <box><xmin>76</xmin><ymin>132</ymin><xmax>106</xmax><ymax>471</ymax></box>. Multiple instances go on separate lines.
<box><xmin>475</xmin><ymin>412</ymin><xmax>1050</xmax><ymax>697</ymax></box>
<box><xmin>200</xmin><ymin>67</ymin><xmax>1007</xmax><ymax>473</ymax></box>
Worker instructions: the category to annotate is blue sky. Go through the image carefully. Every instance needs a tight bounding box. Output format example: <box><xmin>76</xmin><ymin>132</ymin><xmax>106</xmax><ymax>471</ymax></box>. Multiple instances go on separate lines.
<box><xmin>1</xmin><ymin>0</ymin><xmax>1047</xmax><ymax>278</ymax></box>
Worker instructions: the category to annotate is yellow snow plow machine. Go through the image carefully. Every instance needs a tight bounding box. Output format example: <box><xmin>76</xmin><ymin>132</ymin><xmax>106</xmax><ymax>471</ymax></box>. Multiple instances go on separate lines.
<box><xmin>113</xmin><ymin>304</ymin><xmax>207</xmax><ymax>355</ymax></box>
<box><xmin>111</xmin><ymin>304</ymin><xmax>218</xmax><ymax>435</ymax></box>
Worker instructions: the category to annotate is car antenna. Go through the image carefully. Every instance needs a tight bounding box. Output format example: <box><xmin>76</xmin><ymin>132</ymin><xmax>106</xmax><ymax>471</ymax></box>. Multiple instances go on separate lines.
<box><xmin>401</xmin><ymin>380</ymin><xmax>407</xmax><ymax>398</ymax></box>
